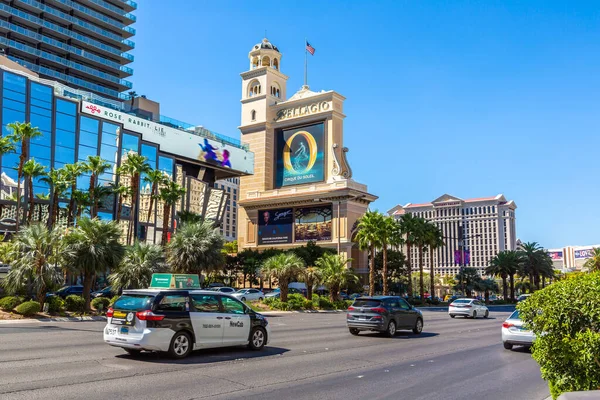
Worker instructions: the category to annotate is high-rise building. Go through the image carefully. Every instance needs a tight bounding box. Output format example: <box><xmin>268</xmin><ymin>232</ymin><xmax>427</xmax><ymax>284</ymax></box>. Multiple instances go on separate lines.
<box><xmin>388</xmin><ymin>194</ymin><xmax>517</xmax><ymax>277</ymax></box>
<box><xmin>0</xmin><ymin>0</ymin><xmax>135</xmax><ymax>101</ymax></box>
<box><xmin>215</xmin><ymin>177</ymin><xmax>239</xmax><ymax>242</ymax></box>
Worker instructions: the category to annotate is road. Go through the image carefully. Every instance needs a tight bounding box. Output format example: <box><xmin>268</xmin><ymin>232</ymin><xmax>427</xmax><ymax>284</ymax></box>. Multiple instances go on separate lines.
<box><xmin>0</xmin><ymin>309</ymin><xmax>549</xmax><ymax>400</ymax></box>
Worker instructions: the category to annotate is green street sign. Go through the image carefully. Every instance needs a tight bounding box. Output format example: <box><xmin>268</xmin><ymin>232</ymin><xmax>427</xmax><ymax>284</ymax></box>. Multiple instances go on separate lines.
<box><xmin>150</xmin><ymin>274</ymin><xmax>200</xmax><ymax>289</ymax></box>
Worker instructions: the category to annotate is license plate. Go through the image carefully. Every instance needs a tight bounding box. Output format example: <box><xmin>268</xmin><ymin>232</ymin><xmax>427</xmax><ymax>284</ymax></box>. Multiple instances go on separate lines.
<box><xmin>120</xmin><ymin>327</ymin><xmax>129</xmax><ymax>335</ymax></box>
<box><xmin>106</xmin><ymin>327</ymin><xmax>117</xmax><ymax>336</ymax></box>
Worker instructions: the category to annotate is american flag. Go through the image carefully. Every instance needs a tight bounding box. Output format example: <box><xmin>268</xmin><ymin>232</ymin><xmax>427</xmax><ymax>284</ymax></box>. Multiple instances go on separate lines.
<box><xmin>306</xmin><ymin>41</ymin><xmax>315</xmax><ymax>55</ymax></box>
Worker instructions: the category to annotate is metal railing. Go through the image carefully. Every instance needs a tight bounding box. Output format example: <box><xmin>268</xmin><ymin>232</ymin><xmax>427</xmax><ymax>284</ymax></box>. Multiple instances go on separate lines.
<box><xmin>87</xmin><ymin>0</ymin><xmax>137</xmax><ymax>21</ymax></box>
<box><xmin>52</xmin><ymin>0</ymin><xmax>136</xmax><ymax>30</ymax></box>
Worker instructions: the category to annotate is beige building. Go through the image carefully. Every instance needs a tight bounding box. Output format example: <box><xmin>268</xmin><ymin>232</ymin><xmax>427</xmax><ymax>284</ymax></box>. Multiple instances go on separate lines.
<box><xmin>215</xmin><ymin>177</ymin><xmax>239</xmax><ymax>242</ymax></box>
<box><xmin>388</xmin><ymin>194</ymin><xmax>517</xmax><ymax>277</ymax></box>
<box><xmin>237</xmin><ymin>38</ymin><xmax>377</xmax><ymax>276</ymax></box>
<box><xmin>546</xmin><ymin>245</ymin><xmax>599</xmax><ymax>272</ymax></box>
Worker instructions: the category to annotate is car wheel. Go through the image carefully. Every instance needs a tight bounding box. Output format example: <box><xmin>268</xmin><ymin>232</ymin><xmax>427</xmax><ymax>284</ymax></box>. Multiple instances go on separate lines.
<box><xmin>124</xmin><ymin>348</ymin><xmax>141</xmax><ymax>356</ymax></box>
<box><xmin>450</xmin><ymin>314</ymin><xmax>456</xmax><ymax>318</ymax></box>
<box><xmin>472</xmin><ymin>311</ymin><xmax>477</xmax><ymax>319</ymax></box>
<box><xmin>413</xmin><ymin>318</ymin><xmax>423</xmax><ymax>334</ymax></box>
<box><xmin>484</xmin><ymin>310</ymin><xmax>489</xmax><ymax>318</ymax></box>
<box><xmin>248</xmin><ymin>327</ymin><xmax>267</xmax><ymax>351</ymax></box>
<box><xmin>503</xmin><ymin>342</ymin><xmax>513</xmax><ymax>350</ymax></box>
<box><xmin>168</xmin><ymin>331</ymin><xmax>192</xmax><ymax>359</ymax></box>
<box><xmin>386</xmin><ymin>320</ymin><xmax>396</xmax><ymax>337</ymax></box>
<box><xmin>241</xmin><ymin>297</ymin><xmax>246</xmax><ymax>302</ymax></box>
<box><xmin>349</xmin><ymin>328</ymin><xmax>360</xmax><ymax>336</ymax></box>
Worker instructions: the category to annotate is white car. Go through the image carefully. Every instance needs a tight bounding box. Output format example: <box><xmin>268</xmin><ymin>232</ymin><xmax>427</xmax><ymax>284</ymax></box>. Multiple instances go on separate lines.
<box><xmin>448</xmin><ymin>298</ymin><xmax>489</xmax><ymax>319</ymax></box>
<box><xmin>210</xmin><ymin>287</ymin><xmax>236</xmax><ymax>294</ymax></box>
<box><xmin>103</xmin><ymin>289</ymin><xmax>270</xmax><ymax>358</ymax></box>
<box><xmin>232</xmin><ymin>289</ymin><xmax>265</xmax><ymax>302</ymax></box>
<box><xmin>502</xmin><ymin>310</ymin><xmax>535</xmax><ymax>350</ymax></box>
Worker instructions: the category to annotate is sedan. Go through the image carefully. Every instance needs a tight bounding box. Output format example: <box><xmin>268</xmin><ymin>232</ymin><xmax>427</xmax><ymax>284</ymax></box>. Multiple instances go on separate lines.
<box><xmin>91</xmin><ymin>286</ymin><xmax>116</xmax><ymax>299</ymax></box>
<box><xmin>502</xmin><ymin>310</ymin><xmax>535</xmax><ymax>350</ymax></box>
<box><xmin>211</xmin><ymin>287</ymin><xmax>236</xmax><ymax>294</ymax></box>
<box><xmin>47</xmin><ymin>285</ymin><xmax>85</xmax><ymax>299</ymax></box>
<box><xmin>232</xmin><ymin>289</ymin><xmax>265</xmax><ymax>302</ymax></box>
<box><xmin>449</xmin><ymin>298</ymin><xmax>489</xmax><ymax>319</ymax></box>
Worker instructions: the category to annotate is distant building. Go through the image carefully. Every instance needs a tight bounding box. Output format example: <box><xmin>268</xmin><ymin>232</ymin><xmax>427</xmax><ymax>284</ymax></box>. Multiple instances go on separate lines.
<box><xmin>547</xmin><ymin>245</ymin><xmax>599</xmax><ymax>272</ymax></box>
<box><xmin>215</xmin><ymin>177</ymin><xmax>239</xmax><ymax>242</ymax></box>
<box><xmin>388</xmin><ymin>194</ymin><xmax>517</xmax><ymax>277</ymax></box>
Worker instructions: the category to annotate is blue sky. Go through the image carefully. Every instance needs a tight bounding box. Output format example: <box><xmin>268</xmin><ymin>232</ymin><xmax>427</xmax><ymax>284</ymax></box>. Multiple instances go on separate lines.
<box><xmin>130</xmin><ymin>1</ymin><xmax>599</xmax><ymax>249</ymax></box>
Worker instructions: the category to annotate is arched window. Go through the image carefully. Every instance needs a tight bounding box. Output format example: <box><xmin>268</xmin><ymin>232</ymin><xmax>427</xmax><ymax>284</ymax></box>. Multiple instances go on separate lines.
<box><xmin>270</xmin><ymin>82</ymin><xmax>281</xmax><ymax>98</ymax></box>
<box><xmin>248</xmin><ymin>80</ymin><xmax>261</xmax><ymax>97</ymax></box>
<box><xmin>273</xmin><ymin>58</ymin><xmax>279</xmax><ymax>70</ymax></box>
<box><xmin>251</xmin><ymin>110</ymin><xmax>256</xmax><ymax>121</ymax></box>
<box><xmin>251</xmin><ymin>57</ymin><xmax>259</xmax><ymax>69</ymax></box>
<box><xmin>261</xmin><ymin>56</ymin><xmax>270</xmax><ymax>67</ymax></box>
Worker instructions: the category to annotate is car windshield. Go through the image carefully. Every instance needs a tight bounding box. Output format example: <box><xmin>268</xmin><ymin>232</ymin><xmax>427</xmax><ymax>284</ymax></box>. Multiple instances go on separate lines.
<box><xmin>236</xmin><ymin>289</ymin><xmax>248</xmax><ymax>293</ymax></box>
<box><xmin>353</xmin><ymin>299</ymin><xmax>382</xmax><ymax>308</ymax></box>
<box><xmin>57</xmin><ymin>286</ymin><xmax>70</xmax><ymax>292</ymax></box>
<box><xmin>113</xmin><ymin>295</ymin><xmax>155</xmax><ymax>311</ymax></box>
<box><xmin>453</xmin><ymin>299</ymin><xmax>472</xmax><ymax>304</ymax></box>
<box><xmin>508</xmin><ymin>310</ymin><xmax>521</xmax><ymax>320</ymax></box>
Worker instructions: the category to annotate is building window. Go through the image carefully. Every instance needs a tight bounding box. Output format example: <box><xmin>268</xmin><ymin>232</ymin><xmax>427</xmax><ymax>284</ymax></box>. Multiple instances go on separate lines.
<box><xmin>251</xmin><ymin>109</ymin><xmax>256</xmax><ymax>121</ymax></box>
<box><xmin>248</xmin><ymin>80</ymin><xmax>261</xmax><ymax>97</ymax></box>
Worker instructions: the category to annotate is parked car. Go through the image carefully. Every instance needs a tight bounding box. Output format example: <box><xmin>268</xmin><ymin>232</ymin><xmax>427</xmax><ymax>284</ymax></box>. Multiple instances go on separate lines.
<box><xmin>92</xmin><ymin>286</ymin><xmax>116</xmax><ymax>299</ymax></box>
<box><xmin>339</xmin><ymin>292</ymin><xmax>350</xmax><ymax>300</ymax></box>
<box><xmin>346</xmin><ymin>296</ymin><xmax>423</xmax><ymax>336</ymax></box>
<box><xmin>265</xmin><ymin>288</ymin><xmax>303</xmax><ymax>299</ymax></box>
<box><xmin>349</xmin><ymin>293</ymin><xmax>362</xmax><ymax>300</ymax></box>
<box><xmin>210</xmin><ymin>287</ymin><xmax>236</xmax><ymax>294</ymax></box>
<box><xmin>47</xmin><ymin>285</ymin><xmax>85</xmax><ymax>299</ymax></box>
<box><xmin>448</xmin><ymin>298</ymin><xmax>489</xmax><ymax>319</ymax></box>
<box><xmin>104</xmin><ymin>289</ymin><xmax>270</xmax><ymax>358</ymax></box>
<box><xmin>232</xmin><ymin>288</ymin><xmax>265</xmax><ymax>302</ymax></box>
<box><xmin>502</xmin><ymin>310</ymin><xmax>535</xmax><ymax>350</ymax></box>
<box><xmin>517</xmin><ymin>294</ymin><xmax>532</xmax><ymax>302</ymax></box>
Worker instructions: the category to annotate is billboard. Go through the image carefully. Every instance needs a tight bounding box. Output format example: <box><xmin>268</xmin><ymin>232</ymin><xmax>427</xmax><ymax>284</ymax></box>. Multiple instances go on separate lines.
<box><xmin>275</xmin><ymin>123</ymin><xmax>325</xmax><ymax>187</ymax></box>
<box><xmin>257</xmin><ymin>208</ymin><xmax>293</xmax><ymax>245</ymax></box>
<box><xmin>574</xmin><ymin>248</ymin><xmax>594</xmax><ymax>259</ymax></box>
<box><xmin>81</xmin><ymin>102</ymin><xmax>254</xmax><ymax>174</ymax></box>
<box><xmin>294</xmin><ymin>206</ymin><xmax>332</xmax><ymax>242</ymax></box>
<box><xmin>548</xmin><ymin>251</ymin><xmax>563</xmax><ymax>260</ymax></box>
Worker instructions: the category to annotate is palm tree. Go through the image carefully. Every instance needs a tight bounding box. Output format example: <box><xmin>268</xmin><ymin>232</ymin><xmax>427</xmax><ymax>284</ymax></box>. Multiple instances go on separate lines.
<box><xmin>63</xmin><ymin>162</ymin><xmax>85</xmax><ymax>226</ymax></box>
<box><xmin>22</xmin><ymin>159</ymin><xmax>47</xmax><ymax>224</ymax></box>
<box><xmin>583</xmin><ymin>248</ymin><xmax>600</xmax><ymax>272</ymax></box>
<box><xmin>128</xmin><ymin>90</ymin><xmax>137</xmax><ymax>107</ymax></box>
<box><xmin>0</xmin><ymin>135</ymin><xmax>16</xmax><ymax>156</ymax></box>
<box><xmin>84</xmin><ymin>156</ymin><xmax>111</xmax><ymax>219</ymax></box>
<box><xmin>261</xmin><ymin>253</ymin><xmax>305</xmax><ymax>302</ymax></box>
<box><xmin>93</xmin><ymin>184</ymin><xmax>113</xmax><ymax>213</ymax></box>
<box><xmin>424</xmin><ymin>222</ymin><xmax>444</xmax><ymax>300</ymax></box>
<box><xmin>355</xmin><ymin>211</ymin><xmax>384</xmax><ymax>296</ymax></box>
<box><xmin>412</xmin><ymin>217</ymin><xmax>429</xmax><ymax>301</ymax></box>
<box><xmin>476</xmin><ymin>278</ymin><xmax>499</xmax><ymax>304</ymax></box>
<box><xmin>111</xmin><ymin>183</ymin><xmax>131</xmax><ymax>223</ymax></box>
<box><xmin>158</xmin><ymin>180</ymin><xmax>186</xmax><ymax>245</ymax></box>
<box><xmin>519</xmin><ymin>242</ymin><xmax>545</xmax><ymax>291</ymax></box>
<box><xmin>486</xmin><ymin>250</ymin><xmax>522</xmax><ymax>301</ymax></box>
<box><xmin>167</xmin><ymin>219</ymin><xmax>224</xmax><ymax>275</ymax></box>
<box><xmin>40</xmin><ymin>168</ymin><xmax>69</xmax><ymax>227</ymax></box>
<box><xmin>300</xmin><ymin>266</ymin><xmax>322</xmax><ymax>301</ymax></box>
<box><xmin>1</xmin><ymin>224</ymin><xmax>64</xmax><ymax>309</ymax></box>
<box><xmin>143</xmin><ymin>169</ymin><xmax>168</xmax><ymax>223</ymax></box>
<box><xmin>118</xmin><ymin>152</ymin><xmax>150</xmax><ymax>245</ymax></box>
<box><xmin>63</xmin><ymin>218</ymin><xmax>124</xmax><ymax>311</ymax></box>
<box><xmin>7</xmin><ymin>122</ymin><xmax>43</xmax><ymax>230</ymax></box>
<box><xmin>315</xmin><ymin>253</ymin><xmax>358</xmax><ymax>302</ymax></box>
<box><xmin>398</xmin><ymin>213</ymin><xmax>420</xmax><ymax>297</ymax></box>
<box><xmin>379</xmin><ymin>216</ymin><xmax>402</xmax><ymax>295</ymax></box>
<box><xmin>72</xmin><ymin>190</ymin><xmax>92</xmax><ymax>220</ymax></box>
<box><xmin>109</xmin><ymin>241</ymin><xmax>166</xmax><ymax>292</ymax></box>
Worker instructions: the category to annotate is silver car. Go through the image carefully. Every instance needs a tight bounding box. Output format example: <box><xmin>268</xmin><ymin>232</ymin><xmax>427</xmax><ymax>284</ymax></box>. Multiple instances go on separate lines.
<box><xmin>502</xmin><ymin>310</ymin><xmax>535</xmax><ymax>349</ymax></box>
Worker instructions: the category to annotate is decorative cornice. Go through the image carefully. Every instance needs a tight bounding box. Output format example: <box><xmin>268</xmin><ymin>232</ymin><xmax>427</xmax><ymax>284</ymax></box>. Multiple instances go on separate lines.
<box><xmin>241</xmin><ymin>67</ymin><xmax>289</xmax><ymax>81</ymax></box>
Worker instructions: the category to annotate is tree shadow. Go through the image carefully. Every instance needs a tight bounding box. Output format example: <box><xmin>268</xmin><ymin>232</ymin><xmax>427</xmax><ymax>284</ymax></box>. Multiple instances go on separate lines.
<box><xmin>116</xmin><ymin>346</ymin><xmax>290</xmax><ymax>364</ymax></box>
<box><xmin>357</xmin><ymin>331</ymin><xmax>439</xmax><ymax>339</ymax></box>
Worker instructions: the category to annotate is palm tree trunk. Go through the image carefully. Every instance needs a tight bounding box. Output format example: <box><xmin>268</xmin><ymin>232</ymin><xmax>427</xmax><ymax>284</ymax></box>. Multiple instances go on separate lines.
<box><xmin>281</xmin><ymin>282</ymin><xmax>289</xmax><ymax>302</ymax></box>
<box><xmin>330</xmin><ymin>283</ymin><xmax>339</xmax><ymax>303</ymax></box>
<box><xmin>406</xmin><ymin>242</ymin><xmax>413</xmax><ymax>297</ymax></box>
<box><xmin>116</xmin><ymin>192</ymin><xmax>123</xmax><ymax>223</ymax></box>
<box><xmin>382</xmin><ymin>241</ymin><xmax>388</xmax><ymax>295</ymax></box>
<box><xmin>542</xmin><ymin>275</ymin><xmax>546</xmax><ymax>288</ymax></box>
<box><xmin>15</xmin><ymin>140</ymin><xmax>27</xmax><ymax>232</ymax></box>
<box><xmin>27</xmin><ymin>177</ymin><xmax>34</xmax><ymax>224</ymax></box>
<box><xmin>418</xmin><ymin>245</ymin><xmax>424</xmax><ymax>300</ymax></box>
<box><xmin>369</xmin><ymin>244</ymin><xmax>375</xmax><ymax>296</ymax></box>
<box><xmin>88</xmin><ymin>174</ymin><xmax>96</xmax><ymax>219</ymax></box>
<box><xmin>68</xmin><ymin>183</ymin><xmax>76</xmax><ymax>226</ymax></box>
<box><xmin>307</xmin><ymin>279</ymin><xmax>313</xmax><ymax>301</ymax></box>
<box><xmin>82</xmin><ymin>272</ymin><xmax>94</xmax><ymax>312</ymax></box>
<box><xmin>502</xmin><ymin>275</ymin><xmax>508</xmax><ymax>301</ymax></box>
<box><xmin>147</xmin><ymin>183</ymin><xmax>156</xmax><ymax>223</ymax></box>
<box><xmin>161</xmin><ymin>201</ymin><xmax>170</xmax><ymax>245</ymax></box>
<box><xmin>48</xmin><ymin>191</ymin><xmax>59</xmax><ymax>227</ymax></box>
<box><xmin>128</xmin><ymin>174</ymin><xmax>139</xmax><ymax>245</ymax></box>
<box><xmin>429</xmin><ymin>246</ymin><xmax>435</xmax><ymax>300</ymax></box>
<box><xmin>509</xmin><ymin>274</ymin><xmax>515</xmax><ymax>302</ymax></box>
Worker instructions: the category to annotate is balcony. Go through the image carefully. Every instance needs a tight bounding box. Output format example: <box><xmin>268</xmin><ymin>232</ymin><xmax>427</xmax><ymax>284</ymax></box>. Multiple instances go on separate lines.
<box><xmin>1</xmin><ymin>37</ymin><xmax>132</xmax><ymax>91</ymax></box>
<box><xmin>84</xmin><ymin>0</ymin><xmax>136</xmax><ymax>24</ymax></box>
<box><xmin>0</xmin><ymin>3</ymin><xmax>134</xmax><ymax>64</ymax></box>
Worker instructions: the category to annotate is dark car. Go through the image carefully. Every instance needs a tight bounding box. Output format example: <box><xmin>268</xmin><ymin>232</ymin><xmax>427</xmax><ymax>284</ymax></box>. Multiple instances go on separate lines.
<box><xmin>48</xmin><ymin>285</ymin><xmax>85</xmax><ymax>299</ymax></box>
<box><xmin>92</xmin><ymin>286</ymin><xmax>116</xmax><ymax>299</ymax></box>
<box><xmin>347</xmin><ymin>296</ymin><xmax>423</xmax><ymax>337</ymax></box>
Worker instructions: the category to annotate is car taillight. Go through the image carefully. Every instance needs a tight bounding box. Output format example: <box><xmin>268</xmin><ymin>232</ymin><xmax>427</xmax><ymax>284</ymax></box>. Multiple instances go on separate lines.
<box><xmin>371</xmin><ymin>307</ymin><xmax>386</xmax><ymax>313</ymax></box>
<box><xmin>347</xmin><ymin>306</ymin><xmax>355</xmax><ymax>311</ymax></box>
<box><xmin>502</xmin><ymin>322</ymin><xmax>514</xmax><ymax>328</ymax></box>
<box><xmin>106</xmin><ymin>307</ymin><xmax>113</xmax><ymax>318</ymax></box>
<box><xmin>136</xmin><ymin>310</ymin><xmax>165</xmax><ymax>321</ymax></box>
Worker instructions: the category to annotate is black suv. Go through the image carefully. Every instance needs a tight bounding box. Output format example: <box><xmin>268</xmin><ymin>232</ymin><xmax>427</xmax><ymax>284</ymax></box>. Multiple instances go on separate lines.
<box><xmin>347</xmin><ymin>296</ymin><xmax>424</xmax><ymax>336</ymax></box>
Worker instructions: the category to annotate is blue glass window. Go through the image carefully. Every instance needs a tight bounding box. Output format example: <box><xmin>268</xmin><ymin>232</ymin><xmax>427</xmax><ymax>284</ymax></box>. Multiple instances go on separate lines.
<box><xmin>158</xmin><ymin>156</ymin><xmax>174</xmax><ymax>177</ymax></box>
<box><xmin>56</xmin><ymin>113</ymin><xmax>76</xmax><ymax>132</ymax></box>
<box><xmin>2</xmin><ymin>108</ymin><xmax>25</xmax><ymax>131</ymax></box>
<box><xmin>141</xmin><ymin>144</ymin><xmax>157</xmax><ymax>168</ymax></box>
<box><xmin>1</xmin><ymin>153</ymin><xmax>19</xmax><ymax>170</ymax></box>
<box><xmin>97</xmin><ymin>212</ymin><xmax>113</xmax><ymax>221</ymax></box>
<box><xmin>80</xmin><ymin>116</ymin><xmax>99</xmax><ymax>134</ymax></box>
<box><xmin>100</xmin><ymin>144</ymin><xmax>118</xmax><ymax>163</ymax></box>
<box><xmin>3</xmin><ymin>98</ymin><xmax>26</xmax><ymax>112</ymax></box>
<box><xmin>55</xmin><ymin>146</ymin><xmax>75</xmax><ymax>164</ymax></box>
<box><xmin>121</xmin><ymin>133</ymin><xmax>139</xmax><ymax>155</ymax></box>
<box><xmin>102</xmin><ymin>122</ymin><xmax>119</xmax><ymax>135</ymax></box>
<box><xmin>30</xmin><ymin>105</ymin><xmax>52</xmax><ymax>118</ymax></box>
<box><xmin>31</xmin><ymin>98</ymin><xmax>52</xmax><ymax>109</ymax></box>
<box><xmin>3</xmin><ymin>72</ymin><xmax>26</xmax><ymax>93</ymax></box>
<box><xmin>30</xmin><ymin>144</ymin><xmax>52</xmax><ymax>162</ymax></box>
<box><xmin>56</xmin><ymin>99</ymin><xmax>76</xmax><ymax>115</ymax></box>
<box><xmin>29</xmin><ymin>113</ymin><xmax>52</xmax><ymax>133</ymax></box>
<box><xmin>56</xmin><ymin>129</ymin><xmax>76</xmax><ymax>148</ymax></box>
<box><xmin>77</xmin><ymin>173</ymin><xmax>91</xmax><ymax>190</ymax></box>
<box><xmin>78</xmin><ymin>145</ymin><xmax>97</xmax><ymax>161</ymax></box>
<box><xmin>3</xmin><ymin>89</ymin><xmax>26</xmax><ymax>103</ymax></box>
<box><xmin>101</xmin><ymin>132</ymin><xmax>118</xmax><ymax>147</ymax></box>
<box><xmin>30</xmin><ymin>82</ymin><xmax>52</xmax><ymax>101</ymax></box>
<box><xmin>31</xmin><ymin>134</ymin><xmax>51</xmax><ymax>147</ymax></box>
<box><xmin>79</xmin><ymin>131</ymin><xmax>98</xmax><ymax>148</ymax></box>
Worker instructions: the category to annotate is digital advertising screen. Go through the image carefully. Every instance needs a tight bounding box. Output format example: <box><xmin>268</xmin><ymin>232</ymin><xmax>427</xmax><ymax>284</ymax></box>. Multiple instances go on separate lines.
<box><xmin>294</xmin><ymin>206</ymin><xmax>332</xmax><ymax>242</ymax></box>
<box><xmin>257</xmin><ymin>208</ymin><xmax>293</xmax><ymax>245</ymax></box>
<box><xmin>275</xmin><ymin>123</ymin><xmax>325</xmax><ymax>188</ymax></box>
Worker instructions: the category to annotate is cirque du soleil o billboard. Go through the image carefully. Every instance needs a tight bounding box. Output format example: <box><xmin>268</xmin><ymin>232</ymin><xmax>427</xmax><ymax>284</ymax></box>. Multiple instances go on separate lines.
<box><xmin>275</xmin><ymin>123</ymin><xmax>325</xmax><ymax>188</ymax></box>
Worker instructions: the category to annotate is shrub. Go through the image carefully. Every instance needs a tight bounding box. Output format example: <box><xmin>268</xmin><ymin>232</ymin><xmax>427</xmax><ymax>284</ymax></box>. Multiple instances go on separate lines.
<box><xmin>303</xmin><ymin>299</ymin><xmax>314</xmax><ymax>310</ymax></box>
<box><xmin>332</xmin><ymin>301</ymin><xmax>347</xmax><ymax>310</ymax></box>
<box><xmin>109</xmin><ymin>295</ymin><xmax>119</xmax><ymax>307</ymax></box>
<box><xmin>0</xmin><ymin>296</ymin><xmax>23</xmax><ymax>311</ymax></box>
<box><xmin>318</xmin><ymin>297</ymin><xmax>333</xmax><ymax>309</ymax></box>
<box><xmin>263</xmin><ymin>297</ymin><xmax>276</xmax><ymax>306</ymax></box>
<box><xmin>287</xmin><ymin>294</ymin><xmax>305</xmax><ymax>310</ymax></box>
<box><xmin>47</xmin><ymin>296</ymin><xmax>65</xmax><ymax>313</ymax></box>
<box><xmin>15</xmin><ymin>301</ymin><xmax>41</xmax><ymax>316</ymax></box>
<box><xmin>65</xmin><ymin>295</ymin><xmax>85</xmax><ymax>312</ymax></box>
<box><xmin>91</xmin><ymin>297</ymin><xmax>110</xmax><ymax>312</ymax></box>
<box><xmin>518</xmin><ymin>272</ymin><xmax>600</xmax><ymax>399</ymax></box>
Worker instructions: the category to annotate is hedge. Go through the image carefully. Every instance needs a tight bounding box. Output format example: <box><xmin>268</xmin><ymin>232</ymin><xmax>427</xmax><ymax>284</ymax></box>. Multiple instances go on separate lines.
<box><xmin>47</xmin><ymin>296</ymin><xmax>65</xmax><ymax>313</ymax></box>
<box><xmin>15</xmin><ymin>301</ymin><xmax>41</xmax><ymax>316</ymax></box>
<box><xmin>65</xmin><ymin>295</ymin><xmax>85</xmax><ymax>312</ymax></box>
<box><xmin>91</xmin><ymin>297</ymin><xmax>110</xmax><ymax>312</ymax></box>
<box><xmin>0</xmin><ymin>296</ymin><xmax>23</xmax><ymax>312</ymax></box>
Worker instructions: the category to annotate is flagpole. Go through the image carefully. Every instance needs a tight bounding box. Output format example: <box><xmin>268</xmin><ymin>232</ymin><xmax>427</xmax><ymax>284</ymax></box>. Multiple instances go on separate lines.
<box><xmin>304</xmin><ymin>37</ymin><xmax>307</xmax><ymax>87</ymax></box>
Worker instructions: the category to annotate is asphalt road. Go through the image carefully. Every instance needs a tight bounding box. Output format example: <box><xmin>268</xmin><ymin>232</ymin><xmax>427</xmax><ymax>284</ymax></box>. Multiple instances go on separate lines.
<box><xmin>0</xmin><ymin>309</ymin><xmax>549</xmax><ymax>400</ymax></box>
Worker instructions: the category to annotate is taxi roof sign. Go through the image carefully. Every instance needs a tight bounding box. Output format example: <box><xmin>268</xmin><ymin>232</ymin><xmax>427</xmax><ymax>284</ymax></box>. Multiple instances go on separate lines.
<box><xmin>150</xmin><ymin>273</ymin><xmax>201</xmax><ymax>289</ymax></box>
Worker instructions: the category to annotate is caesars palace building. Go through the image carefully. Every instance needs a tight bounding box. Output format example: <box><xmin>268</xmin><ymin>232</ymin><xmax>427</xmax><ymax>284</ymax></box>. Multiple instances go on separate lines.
<box><xmin>237</xmin><ymin>39</ymin><xmax>377</xmax><ymax>275</ymax></box>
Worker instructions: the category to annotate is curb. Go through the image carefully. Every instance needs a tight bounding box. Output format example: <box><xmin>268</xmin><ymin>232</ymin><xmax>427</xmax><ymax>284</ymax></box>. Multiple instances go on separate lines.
<box><xmin>0</xmin><ymin>315</ymin><xmax>106</xmax><ymax>324</ymax></box>
<box><xmin>259</xmin><ymin>310</ymin><xmax>346</xmax><ymax>315</ymax></box>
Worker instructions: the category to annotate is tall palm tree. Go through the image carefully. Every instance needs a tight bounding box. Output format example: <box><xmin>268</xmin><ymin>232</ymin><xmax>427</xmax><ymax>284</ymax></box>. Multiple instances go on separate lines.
<box><xmin>379</xmin><ymin>216</ymin><xmax>402</xmax><ymax>295</ymax></box>
<box><xmin>40</xmin><ymin>168</ymin><xmax>69</xmax><ymax>227</ymax></box>
<box><xmin>84</xmin><ymin>156</ymin><xmax>111</xmax><ymax>219</ymax></box>
<box><xmin>63</xmin><ymin>218</ymin><xmax>124</xmax><ymax>311</ymax></box>
<box><xmin>2</xmin><ymin>224</ymin><xmax>64</xmax><ymax>309</ymax></box>
<box><xmin>109</xmin><ymin>241</ymin><xmax>166</xmax><ymax>292</ymax></box>
<box><xmin>412</xmin><ymin>217</ymin><xmax>429</xmax><ymax>301</ymax></box>
<box><xmin>72</xmin><ymin>190</ymin><xmax>92</xmax><ymax>220</ymax></box>
<box><xmin>7</xmin><ymin>122</ymin><xmax>42</xmax><ymax>231</ymax></box>
<box><xmin>167</xmin><ymin>219</ymin><xmax>224</xmax><ymax>275</ymax></box>
<box><xmin>398</xmin><ymin>213</ymin><xmax>420</xmax><ymax>297</ymax></box>
<box><xmin>158</xmin><ymin>180</ymin><xmax>186</xmax><ymax>245</ymax></box>
<box><xmin>128</xmin><ymin>90</ymin><xmax>137</xmax><ymax>107</ymax></box>
<box><xmin>424</xmin><ymin>222</ymin><xmax>444</xmax><ymax>300</ymax></box>
<box><xmin>111</xmin><ymin>183</ymin><xmax>131</xmax><ymax>223</ymax></box>
<box><xmin>355</xmin><ymin>210</ymin><xmax>384</xmax><ymax>296</ymax></box>
<box><xmin>476</xmin><ymin>278</ymin><xmax>499</xmax><ymax>304</ymax></box>
<box><xmin>22</xmin><ymin>159</ymin><xmax>47</xmax><ymax>224</ymax></box>
<box><xmin>63</xmin><ymin>162</ymin><xmax>85</xmax><ymax>226</ymax></box>
<box><xmin>261</xmin><ymin>253</ymin><xmax>305</xmax><ymax>302</ymax></box>
<box><xmin>143</xmin><ymin>169</ymin><xmax>168</xmax><ymax>223</ymax></box>
<box><xmin>486</xmin><ymin>250</ymin><xmax>522</xmax><ymax>301</ymax></box>
<box><xmin>315</xmin><ymin>253</ymin><xmax>358</xmax><ymax>302</ymax></box>
<box><xmin>583</xmin><ymin>248</ymin><xmax>600</xmax><ymax>272</ymax></box>
<box><xmin>300</xmin><ymin>266</ymin><xmax>322</xmax><ymax>301</ymax></box>
<box><xmin>118</xmin><ymin>152</ymin><xmax>150</xmax><ymax>245</ymax></box>
<box><xmin>519</xmin><ymin>242</ymin><xmax>545</xmax><ymax>291</ymax></box>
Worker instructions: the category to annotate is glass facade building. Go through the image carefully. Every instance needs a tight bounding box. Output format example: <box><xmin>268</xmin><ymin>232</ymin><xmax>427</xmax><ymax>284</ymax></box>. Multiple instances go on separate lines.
<box><xmin>0</xmin><ymin>0</ymin><xmax>135</xmax><ymax>101</ymax></box>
